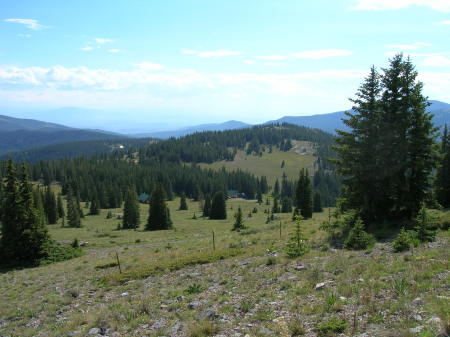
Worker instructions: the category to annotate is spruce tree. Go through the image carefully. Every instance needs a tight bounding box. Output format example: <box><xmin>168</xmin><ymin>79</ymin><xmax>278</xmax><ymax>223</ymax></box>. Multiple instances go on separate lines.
<box><xmin>89</xmin><ymin>197</ymin><xmax>100</xmax><ymax>215</ymax></box>
<box><xmin>232</xmin><ymin>206</ymin><xmax>245</xmax><ymax>231</ymax></box>
<box><xmin>285</xmin><ymin>215</ymin><xmax>309</xmax><ymax>258</ymax></box>
<box><xmin>210</xmin><ymin>191</ymin><xmax>227</xmax><ymax>220</ymax></box>
<box><xmin>66</xmin><ymin>189</ymin><xmax>81</xmax><ymax>228</ymax></box>
<box><xmin>203</xmin><ymin>194</ymin><xmax>211</xmax><ymax>217</ymax></box>
<box><xmin>272</xmin><ymin>197</ymin><xmax>280</xmax><ymax>213</ymax></box>
<box><xmin>295</xmin><ymin>168</ymin><xmax>313</xmax><ymax>219</ymax></box>
<box><xmin>44</xmin><ymin>186</ymin><xmax>58</xmax><ymax>224</ymax></box>
<box><xmin>57</xmin><ymin>193</ymin><xmax>65</xmax><ymax>220</ymax></box>
<box><xmin>436</xmin><ymin>125</ymin><xmax>450</xmax><ymax>207</ymax></box>
<box><xmin>179</xmin><ymin>192</ymin><xmax>188</xmax><ymax>210</ymax></box>
<box><xmin>313</xmin><ymin>192</ymin><xmax>323</xmax><ymax>213</ymax></box>
<box><xmin>122</xmin><ymin>188</ymin><xmax>140</xmax><ymax>229</ymax></box>
<box><xmin>146</xmin><ymin>184</ymin><xmax>172</xmax><ymax>230</ymax></box>
<box><xmin>281</xmin><ymin>197</ymin><xmax>292</xmax><ymax>213</ymax></box>
<box><xmin>335</xmin><ymin>54</ymin><xmax>437</xmax><ymax>223</ymax></box>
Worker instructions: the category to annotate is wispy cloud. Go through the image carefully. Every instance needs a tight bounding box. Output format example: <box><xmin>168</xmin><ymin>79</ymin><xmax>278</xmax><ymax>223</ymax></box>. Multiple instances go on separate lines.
<box><xmin>255</xmin><ymin>55</ymin><xmax>287</xmax><ymax>61</ymax></box>
<box><xmin>385</xmin><ymin>42</ymin><xmax>431</xmax><ymax>50</ymax></box>
<box><xmin>244</xmin><ymin>60</ymin><xmax>256</xmax><ymax>65</ymax></box>
<box><xmin>422</xmin><ymin>55</ymin><xmax>450</xmax><ymax>67</ymax></box>
<box><xmin>292</xmin><ymin>49</ymin><xmax>352</xmax><ymax>59</ymax></box>
<box><xmin>80</xmin><ymin>46</ymin><xmax>95</xmax><ymax>52</ymax></box>
<box><xmin>94</xmin><ymin>38</ymin><xmax>114</xmax><ymax>45</ymax></box>
<box><xmin>4</xmin><ymin>18</ymin><xmax>47</xmax><ymax>30</ymax></box>
<box><xmin>108</xmin><ymin>49</ymin><xmax>120</xmax><ymax>53</ymax></box>
<box><xmin>350</xmin><ymin>0</ymin><xmax>450</xmax><ymax>12</ymax></box>
<box><xmin>18</xmin><ymin>33</ymin><xmax>32</xmax><ymax>38</ymax></box>
<box><xmin>182</xmin><ymin>49</ymin><xmax>241</xmax><ymax>57</ymax></box>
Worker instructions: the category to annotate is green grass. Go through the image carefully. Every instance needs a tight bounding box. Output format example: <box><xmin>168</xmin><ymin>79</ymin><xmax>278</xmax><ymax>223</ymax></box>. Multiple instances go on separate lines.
<box><xmin>199</xmin><ymin>141</ymin><xmax>316</xmax><ymax>184</ymax></box>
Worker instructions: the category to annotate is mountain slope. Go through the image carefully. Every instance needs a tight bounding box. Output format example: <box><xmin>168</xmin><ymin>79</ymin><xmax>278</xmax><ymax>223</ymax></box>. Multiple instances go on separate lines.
<box><xmin>268</xmin><ymin>100</ymin><xmax>450</xmax><ymax>133</ymax></box>
<box><xmin>0</xmin><ymin>114</ymin><xmax>72</xmax><ymax>132</ymax></box>
<box><xmin>131</xmin><ymin>120</ymin><xmax>251</xmax><ymax>139</ymax></box>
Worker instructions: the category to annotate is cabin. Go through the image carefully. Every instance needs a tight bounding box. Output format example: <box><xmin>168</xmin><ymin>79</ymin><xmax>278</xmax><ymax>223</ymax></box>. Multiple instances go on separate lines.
<box><xmin>138</xmin><ymin>193</ymin><xmax>150</xmax><ymax>203</ymax></box>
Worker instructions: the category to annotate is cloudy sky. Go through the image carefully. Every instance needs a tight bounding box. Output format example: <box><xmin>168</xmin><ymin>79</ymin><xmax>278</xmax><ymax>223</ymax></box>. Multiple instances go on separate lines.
<box><xmin>1</xmin><ymin>0</ymin><xmax>450</xmax><ymax>127</ymax></box>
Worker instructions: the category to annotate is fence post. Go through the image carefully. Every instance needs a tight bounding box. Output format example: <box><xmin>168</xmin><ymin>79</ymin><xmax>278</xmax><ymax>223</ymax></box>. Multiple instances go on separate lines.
<box><xmin>116</xmin><ymin>251</ymin><xmax>122</xmax><ymax>274</ymax></box>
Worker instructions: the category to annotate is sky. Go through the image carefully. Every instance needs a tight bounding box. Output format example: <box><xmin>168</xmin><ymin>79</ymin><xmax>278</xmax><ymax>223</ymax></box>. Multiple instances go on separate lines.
<box><xmin>1</xmin><ymin>0</ymin><xmax>450</xmax><ymax>129</ymax></box>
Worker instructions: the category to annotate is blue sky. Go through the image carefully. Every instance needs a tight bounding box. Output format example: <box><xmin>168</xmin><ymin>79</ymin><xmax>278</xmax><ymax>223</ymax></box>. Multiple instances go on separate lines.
<box><xmin>1</xmin><ymin>0</ymin><xmax>450</xmax><ymax>129</ymax></box>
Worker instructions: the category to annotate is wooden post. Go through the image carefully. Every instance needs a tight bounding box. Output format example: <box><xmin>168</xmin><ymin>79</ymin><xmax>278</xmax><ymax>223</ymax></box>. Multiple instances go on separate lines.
<box><xmin>212</xmin><ymin>230</ymin><xmax>216</xmax><ymax>251</ymax></box>
<box><xmin>116</xmin><ymin>251</ymin><xmax>122</xmax><ymax>274</ymax></box>
<box><xmin>328</xmin><ymin>207</ymin><xmax>331</xmax><ymax>222</ymax></box>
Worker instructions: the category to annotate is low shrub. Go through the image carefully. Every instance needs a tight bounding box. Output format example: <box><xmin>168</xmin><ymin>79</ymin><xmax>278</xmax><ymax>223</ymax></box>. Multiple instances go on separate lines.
<box><xmin>41</xmin><ymin>242</ymin><xmax>83</xmax><ymax>265</ymax></box>
<box><xmin>343</xmin><ymin>217</ymin><xmax>375</xmax><ymax>250</ymax></box>
<box><xmin>392</xmin><ymin>228</ymin><xmax>419</xmax><ymax>252</ymax></box>
<box><xmin>316</xmin><ymin>316</ymin><xmax>348</xmax><ymax>336</ymax></box>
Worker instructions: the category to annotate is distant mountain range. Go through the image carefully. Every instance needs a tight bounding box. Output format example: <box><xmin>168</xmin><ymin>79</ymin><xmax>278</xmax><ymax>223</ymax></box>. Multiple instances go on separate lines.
<box><xmin>1</xmin><ymin>100</ymin><xmax>450</xmax><ymax>157</ymax></box>
<box><xmin>0</xmin><ymin>114</ymin><xmax>125</xmax><ymax>155</ymax></box>
<box><xmin>132</xmin><ymin>120</ymin><xmax>251</xmax><ymax>138</ymax></box>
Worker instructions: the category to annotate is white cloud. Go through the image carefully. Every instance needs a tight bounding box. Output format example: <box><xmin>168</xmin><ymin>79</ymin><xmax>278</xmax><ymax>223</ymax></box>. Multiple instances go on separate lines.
<box><xmin>244</xmin><ymin>60</ymin><xmax>256</xmax><ymax>65</ymax></box>
<box><xmin>182</xmin><ymin>49</ymin><xmax>241</xmax><ymax>57</ymax></box>
<box><xmin>18</xmin><ymin>33</ymin><xmax>32</xmax><ymax>38</ymax></box>
<box><xmin>385</xmin><ymin>41</ymin><xmax>431</xmax><ymax>50</ymax></box>
<box><xmin>292</xmin><ymin>49</ymin><xmax>352</xmax><ymax>59</ymax></box>
<box><xmin>94</xmin><ymin>38</ymin><xmax>114</xmax><ymax>45</ymax></box>
<box><xmin>137</xmin><ymin>62</ymin><xmax>165</xmax><ymax>71</ymax></box>
<box><xmin>422</xmin><ymin>55</ymin><xmax>450</xmax><ymax>67</ymax></box>
<box><xmin>80</xmin><ymin>46</ymin><xmax>95</xmax><ymax>51</ymax></box>
<box><xmin>255</xmin><ymin>55</ymin><xmax>287</xmax><ymax>61</ymax></box>
<box><xmin>263</xmin><ymin>62</ymin><xmax>286</xmax><ymax>67</ymax></box>
<box><xmin>108</xmin><ymin>49</ymin><xmax>120</xmax><ymax>53</ymax></box>
<box><xmin>443</xmin><ymin>20</ymin><xmax>450</xmax><ymax>24</ymax></box>
<box><xmin>4</xmin><ymin>18</ymin><xmax>47</xmax><ymax>30</ymax></box>
<box><xmin>350</xmin><ymin>0</ymin><xmax>450</xmax><ymax>12</ymax></box>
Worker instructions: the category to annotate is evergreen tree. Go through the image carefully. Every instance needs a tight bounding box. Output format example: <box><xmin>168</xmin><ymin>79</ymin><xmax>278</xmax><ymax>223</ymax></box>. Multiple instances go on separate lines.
<box><xmin>122</xmin><ymin>188</ymin><xmax>140</xmax><ymax>229</ymax></box>
<box><xmin>146</xmin><ymin>184</ymin><xmax>172</xmax><ymax>230</ymax></box>
<box><xmin>313</xmin><ymin>192</ymin><xmax>323</xmax><ymax>213</ymax></box>
<box><xmin>272</xmin><ymin>197</ymin><xmax>280</xmax><ymax>213</ymax></box>
<box><xmin>281</xmin><ymin>197</ymin><xmax>292</xmax><ymax>213</ymax></box>
<box><xmin>44</xmin><ymin>187</ymin><xmax>58</xmax><ymax>224</ymax></box>
<box><xmin>66</xmin><ymin>189</ymin><xmax>81</xmax><ymax>228</ymax></box>
<box><xmin>273</xmin><ymin>179</ymin><xmax>280</xmax><ymax>198</ymax></box>
<box><xmin>295</xmin><ymin>168</ymin><xmax>313</xmax><ymax>219</ymax></box>
<box><xmin>285</xmin><ymin>215</ymin><xmax>309</xmax><ymax>258</ymax></box>
<box><xmin>232</xmin><ymin>206</ymin><xmax>245</xmax><ymax>231</ymax></box>
<box><xmin>203</xmin><ymin>194</ymin><xmax>212</xmax><ymax>217</ymax></box>
<box><xmin>335</xmin><ymin>54</ymin><xmax>437</xmax><ymax>223</ymax></box>
<box><xmin>210</xmin><ymin>191</ymin><xmax>227</xmax><ymax>219</ymax></box>
<box><xmin>256</xmin><ymin>189</ymin><xmax>263</xmax><ymax>204</ymax></box>
<box><xmin>57</xmin><ymin>193</ymin><xmax>65</xmax><ymax>219</ymax></box>
<box><xmin>0</xmin><ymin>161</ymin><xmax>51</xmax><ymax>267</ymax></box>
<box><xmin>436</xmin><ymin>125</ymin><xmax>450</xmax><ymax>207</ymax></box>
<box><xmin>89</xmin><ymin>196</ymin><xmax>100</xmax><ymax>215</ymax></box>
<box><xmin>179</xmin><ymin>192</ymin><xmax>188</xmax><ymax>210</ymax></box>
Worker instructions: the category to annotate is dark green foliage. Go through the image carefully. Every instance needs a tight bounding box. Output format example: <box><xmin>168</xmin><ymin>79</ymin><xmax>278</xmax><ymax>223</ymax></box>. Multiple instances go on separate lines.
<box><xmin>41</xmin><ymin>242</ymin><xmax>83</xmax><ymax>265</ymax></box>
<box><xmin>57</xmin><ymin>193</ymin><xmax>64</xmax><ymax>219</ymax></box>
<box><xmin>232</xmin><ymin>206</ymin><xmax>245</xmax><ymax>231</ymax></box>
<box><xmin>392</xmin><ymin>228</ymin><xmax>418</xmax><ymax>252</ymax></box>
<box><xmin>414</xmin><ymin>206</ymin><xmax>437</xmax><ymax>243</ymax></box>
<box><xmin>295</xmin><ymin>168</ymin><xmax>313</xmax><ymax>219</ymax></box>
<box><xmin>343</xmin><ymin>217</ymin><xmax>375</xmax><ymax>250</ymax></box>
<box><xmin>66</xmin><ymin>189</ymin><xmax>82</xmax><ymax>228</ymax></box>
<box><xmin>210</xmin><ymin>191</ymin><xmax>227</xmax><ymax>220</ymax></box>
<box><xmin>281</xmin><ymin>197</ymin><xmax>292</xmax><ymax>213</ymax></box>
<box><xmin>335</xmin><ymin>55</ymin><xmax>437</xmax><ymax>223</ymax></box>
<box><xmin>285</xmin><ymin>215</ymin><xmax>309</xmax><ymax>258</ymax></box>
<box><xmin>44</xmin><ymin>186</ymin><xmax>58</xmax><ymax>224</ymax></box>
<box><xmin>203</xmin><ymin>194</ymin><xmax>211</xmax><ymax>217</ymax></box>
<box><xmin>146</xmin><ymin>184</ymin><xmax>172</xmax><ymax>230</ymax></box>
<box><xmin>272</xmin><ymin>197</ymin><xmax>280</xmax><ymax>213</ymax></box>
<box><xmin>436</xmin><ymin>125</ymin><xmax>450</xmax><ymax>207</ymax></box>
<box><xmin>0</xmin><ymin>161</ymin><xmax>51</xmax><ymax>268</ymax></box>
<box><xmin>71</xmin><ymin>238</ymin><xmax>79</xmax><ymax>248</ymax></box>
<box><xmin>313</xmin><ymin>192</ymin><xmax>323</xmax><ymax>212</ymax></box>
<box><xmin>122</xmin><ymin>188</ymin><xmax>140</xmax><ymax>229</ymax></box>
<box><xmin>316</xmin><ymin>316</ymin><xmax>348</xmax><ymax>336</ymax></box>
<box><xmin>89</xmin><ymin>197</ymin><xmax>100</xmax><ymax>215</ymax></box>
<box><xmin>179</xmin><ymin>193</ymin><xmax>188</xmax><ymax>210</ymax></box>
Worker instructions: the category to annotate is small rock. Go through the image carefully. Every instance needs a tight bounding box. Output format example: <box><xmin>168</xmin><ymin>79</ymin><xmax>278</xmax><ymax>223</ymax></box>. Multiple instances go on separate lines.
<box><xmin>88</xmin><ymin>328</ymin><xmax>100</xmax><ymax>335</ymax></box>
<box><xmin>240</xmin><ymin>259</ymin><xmax>252</xmax><ymax>265</ymax></box>
<box><xmin>357</xmin><ymin>278</ymin><xmax>364</xmax><ymax>282</ymax></box>
<box><xmin>294</xmin><ymin>265</ymin><xmax>307</xmax><ymax>271</ymax></box>
<box><xmin>189</xmin><ymin>273</ymin><xmax>202</xmax><ymax>277</ymax></box>
<box><xmin>151</xmin><ymin>319</ymin><xmax>167</xmax><ymax>330</ymax></box>
<box><xmin>412</xmin><ymin>297</ymin><xmax>424</xmax><ymax>306</ymax></box>
<box><xmin>188</xmin><ymin>301</ymin><xmax>201</xmax><ymax>310</ymax></box>
<box><xmin>334</xmin><ymin>269</ymin><xmax>343</xmax><ymax>275</ymax></box>
<box><xmin>427</xmin><ymin>315</ymin><xmax>441</xmax><ymax>326</ymax></box>
<box><xmin>196</xmin><ymin>310</ymin><xmax>216</xmax><ymax>320</ymax></box>
<box><xmin>413</xmin><ymin>314</ymin><xmax>422</xmax><ymax>321</ymax></box>
<box><xmin>315</xmin><ymin>282</ymin><xmax>327</xmax><ymax>290</ymax></box>
<box><xmin>120</xmin><ymin>292</ymin><xmax>129</xmax><ymax>297</ymax></box>
<box><xmin>176</xmin><ymin>296</ymin><xmax>185</xmax><ymax>302</ymax></box>
<box><xmin>67</xmin><ymin>332</ymin><xmax>80</xmax><ymax>336</ymax></box>
<box><xmin>409</xmin><ymin>326</ymin><xmax>424</xmax><ymax>333</ymax></box>
<box><xmin>339</xmin><ymin>296</ymin><xmax>347</xmax><ymax>301</ymax></box>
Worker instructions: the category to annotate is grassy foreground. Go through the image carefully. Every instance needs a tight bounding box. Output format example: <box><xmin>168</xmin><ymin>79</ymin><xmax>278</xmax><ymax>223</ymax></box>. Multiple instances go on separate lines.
<box><xmin>0</xmin><ymin>197</ymin><xmax>448</xmax><ymax>337</ymax></box>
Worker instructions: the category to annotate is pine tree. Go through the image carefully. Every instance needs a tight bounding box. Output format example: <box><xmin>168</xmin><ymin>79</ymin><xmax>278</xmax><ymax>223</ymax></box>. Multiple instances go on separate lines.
<box><xmin>232</xmin><ymin>206</ymin><xmax>245</xmax><ymax>231</ymax></box>
<box><xmin>203</xmin><ymin>194</ymin><xmax>211</xmax><ymax>217</ymax></box>
<box><xmin>146</xmin><ymin>184</ymin><xmax>172</xmax><ymax>230</ymax></box>
<box><xmin>313</xmin><ymin>192</ymin><xmax>323</xmax><ymax>213</ymax></box>
<box><xmin>256</xmin><ymin>189</ymin><xmax>263</xmax><ymax>204</ymax></box>
<box><xmin>179</xmin><ymin>192</ymin><xmax>188</xmax><ymax>210</ymax></box>
<box><xmin>89</xmin><ymin>197</ymin><xmax>100</xmax><ymax>215</ymax></box>
<box><xmin>209</xmin><ymin>191</ymin><xmax>227</xmax><ymax>219</ymax></box>
<box><xmin>272</xmin><ymin>197</ymin><xmax>280</xmax><ymax>213</ymax></box>
<box><xmin>44</xmin><ymin>186</ymin><xmax>58</xmax><ymax>224</ymax></box>
<box><xmin>123</xmin><ymin>188</ymin><xmax>140</xmax><ymax>229</ymax></box>
<box><xmin>57</xmin><ymin>193</ymin><xmax>65</xmax><ymax>219</ymax></box>
<box><xmin>335</xmin><ymin>54</ymin><xmax>437</xmax><ymax>223</ymax></box>
<box><xmin>285</xmin><ymin>215</ymin><xmax>309</xmax><ymax>258</ymax></box>
<box><xmin>66</xmin><ymin>189</ymin><xmax>81</xmax><ymax>228</ymax></box>
<box><xmin>436</xmin><ymin>125</ymin><xmax>450</xmax><ymax>207</ymax></box>
<box><xmin>295</xmin><ymin>168</ymin><xmax>313</xmax><ymax>219</ymax></box>
<box><xmin>281</xmin><ymin>197</ymin><xmax>292</xmax><ymax>213</ymax></box>
<box><xmin>0</xmin><ymin>161</ymin><xmax>51</xmax><ymax>267</ymax></box>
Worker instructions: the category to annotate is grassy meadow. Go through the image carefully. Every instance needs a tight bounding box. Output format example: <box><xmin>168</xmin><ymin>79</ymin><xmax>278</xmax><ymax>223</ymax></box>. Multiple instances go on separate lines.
<box><xmin>0</xmin><ymin>196</ymin><xmax>449</xmax><ymax>337</ymax></box>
